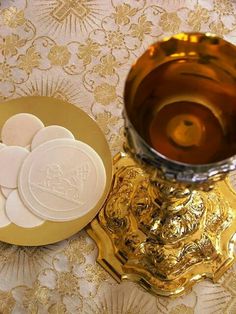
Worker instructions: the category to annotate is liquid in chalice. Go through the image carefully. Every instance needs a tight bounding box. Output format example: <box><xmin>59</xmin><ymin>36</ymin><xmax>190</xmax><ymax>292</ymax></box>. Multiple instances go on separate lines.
<box><xmin>133</xmin><ymin>60</ymin><xmax>236</xmax><ymax>164</ymax></box>
<box><xmin>149</xmin><ymin>101</ymin><xmax>224</xmax><ymax>164</ymax></box>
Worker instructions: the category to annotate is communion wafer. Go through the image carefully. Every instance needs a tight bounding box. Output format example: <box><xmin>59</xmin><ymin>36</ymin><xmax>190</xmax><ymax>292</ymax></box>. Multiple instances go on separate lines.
<box><xmin>1</xmin><ymin>186</ymin><xmax>14</xmax><ymax>198</ymax></box>
<box><xmin>31</xmin><ymin>125</ymin><xmax>75</xmax><ymax>150</ymax></box>
<box><xmin>0</xmin><ymin>190</ymin><xmax>11</xmax><ymax>228</ymax></box>
<box><xmin>0</xmin><ymin>146</ymin><xmax>29</xmax><ymax>188</ymax></box>
<box><xmin>6</xmin><ymin>190</ymin><xmax>44</xmax><ymax>228</ymax></box>
<box><xmin>18</xmin><ymin>138</ymin><xmax>106</xmax><ymax>221</ymax></box>
<box><xmin>1</xmin><ymin>113</ymin><xmax>44</xmax><ymax>147</ymax></box>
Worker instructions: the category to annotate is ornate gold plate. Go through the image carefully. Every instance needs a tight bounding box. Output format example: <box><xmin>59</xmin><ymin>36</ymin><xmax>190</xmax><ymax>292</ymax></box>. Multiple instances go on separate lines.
<box><xmin>0</xmin><ymin>96</ymin><xmax>112</xmax><ymax>246</ymax></box>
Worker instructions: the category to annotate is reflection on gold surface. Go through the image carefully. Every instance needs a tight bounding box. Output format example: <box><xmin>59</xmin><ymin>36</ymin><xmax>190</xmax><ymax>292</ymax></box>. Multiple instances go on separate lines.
<box><xmin>125</xmin><ymin>33</ymin><xmax>236</xmax><ymax>166</ymax></box>
<box><xmin>88</xmin><ymin>152</ymin><xmax>236</xmax><ymax>296</ymax></box>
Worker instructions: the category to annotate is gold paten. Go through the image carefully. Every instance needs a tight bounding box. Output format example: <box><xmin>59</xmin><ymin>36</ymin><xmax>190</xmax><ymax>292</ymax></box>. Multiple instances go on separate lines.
<box><xmin>88</xmin><ymin>152</ymin><xmax>236</xmax><ymax>297</ymax></box>
<box><xmin>0</xmin><ymin>96</ymin><xmax>112</xmax><ymax>246</ymax></box>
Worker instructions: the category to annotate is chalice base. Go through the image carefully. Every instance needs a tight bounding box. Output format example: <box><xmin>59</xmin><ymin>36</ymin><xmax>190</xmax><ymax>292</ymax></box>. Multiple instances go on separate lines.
<box><xmin>87</xmin><ymin>152</ymin><xmax>236</xmax><ymax>297</ymax></box>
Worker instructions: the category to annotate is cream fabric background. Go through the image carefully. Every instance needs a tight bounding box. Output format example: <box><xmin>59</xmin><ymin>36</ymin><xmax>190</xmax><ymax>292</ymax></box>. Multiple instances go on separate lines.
<box><xmin>0</xmin><ymin>0</ymin><xmax>236</xmax><ymax>313</ymax></box>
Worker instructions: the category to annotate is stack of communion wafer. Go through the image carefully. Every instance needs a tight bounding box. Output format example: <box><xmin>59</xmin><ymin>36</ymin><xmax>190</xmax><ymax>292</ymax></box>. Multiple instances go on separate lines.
<box><xmin>0</xmin><ymin>113</ymin><xmax>106</xmax><ymax>228</ymax></box>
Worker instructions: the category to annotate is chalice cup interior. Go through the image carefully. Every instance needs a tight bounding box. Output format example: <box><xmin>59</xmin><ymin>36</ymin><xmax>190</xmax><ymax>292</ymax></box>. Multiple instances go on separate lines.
<box><xmin>88</xmin><ymin>33</ymin><xmax>236</xmax><ymax>297</ymax></box>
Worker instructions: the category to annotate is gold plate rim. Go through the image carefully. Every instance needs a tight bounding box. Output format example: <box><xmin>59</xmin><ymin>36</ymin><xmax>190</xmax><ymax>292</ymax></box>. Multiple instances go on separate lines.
<box><xmin>0</xmin><ymin>96</ymin><xmax>113</xmax><ymax>246</ymax></box>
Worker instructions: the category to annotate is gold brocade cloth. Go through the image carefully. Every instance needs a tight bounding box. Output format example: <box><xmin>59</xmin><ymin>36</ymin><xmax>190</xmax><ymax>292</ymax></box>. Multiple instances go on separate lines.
<box><xmin>0</xmin><ymin>0</ymin><xmax>236</xmax><ymax>313</ymax></box>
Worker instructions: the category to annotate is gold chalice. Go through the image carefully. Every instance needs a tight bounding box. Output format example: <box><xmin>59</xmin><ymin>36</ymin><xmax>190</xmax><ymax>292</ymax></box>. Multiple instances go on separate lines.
<box><xmin>88</xmin><ymin>33</ymin><xmax>236</xmax><ymax>297</ymax></box>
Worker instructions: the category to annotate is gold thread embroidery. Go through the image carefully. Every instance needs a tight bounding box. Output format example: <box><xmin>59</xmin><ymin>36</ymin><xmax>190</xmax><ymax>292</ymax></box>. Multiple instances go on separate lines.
<box><xmin>18</xmin><ymin>47</ymin><xmax>41</xmax><ymax>74</ymax></box>
<box><xmin>94</xmin><ymin>83</ymin><xmax>116</xmax><ymax>106</ymax></box>
<box><xmin>48</xmin><ymin>45</ymin><xmax>71</xmax><ymax>66</ymax></box>
<box><xmin>1</xmin><ymin>7</ymin><xmax>25</xmax><ymax>28</ymax></box>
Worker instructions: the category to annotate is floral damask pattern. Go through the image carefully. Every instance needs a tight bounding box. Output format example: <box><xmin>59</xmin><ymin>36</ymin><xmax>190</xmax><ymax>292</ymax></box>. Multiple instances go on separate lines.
<box><xmin>96</xmin><ymin>111</ymin><xmax>119</xmax><ymax>135</ymax></box>
<box><xmin>209</xmin><ymin>21</ymin><xmax>230</xmax><ymax>36</ymax></box>
<box><xmin>0</xmin><ymin>290</ymin><xmax>15</xmax><ymax>314</ymax></box>
<box><xmin>130</xmin><ymin>15</ymin><xmax>153</xmax><ymax>41</ymax></box>
<box><xmin>64</xmin><ymin>233</ymin><xmax>95</xmax><ymax>265</ymax></box>
<box><xmin>0</xmin><ymin>0</ymin><xmax>236</xmax><ymax>313</ymax></box>
<box><xmin>77</xmin><ymin>39</ymin><xmax>100</xmax><ymax>66</ymax></box>
<box><xmin>213</xmin><ymin>0</ymin><xmax>235</xmax><ymax>15</ymax></box>
<box><xmin>159</xmin><ymin>12</ymin><xmax>181</xmax><ymax>33</ymax></box>
<box><xmin>187</xmin><ymin>5</ymin><xmax>210</xmax><ymax>31</ymax></box>
<box><xmin>0</xmin><ymin>62</ymin><xmax>12</xmax><ymax>82</ymax></box>
<box><xmin>18</xmin><ymin>47</ymin><xmax>41</xmax><ymax>73</ymax></box>
<box><xmin>169</xmin><ymin>304</ymin><xmax>194</xmax><ymax>314</ymax></box>
<box><xmin>94</xmin><ymin>83</ymin><xmax>117</xmax><ymax>106</ymax></box>
<box><xmin>1</xmin><ymin>6</ymin><xmax>25</xmax><ymax>28</ymax></box>
<box><xmin>113</xmin><ymin>3</ymin><xmax>138</xmax><ymax>26</ymax></box>
<box><xmin>94</xmin><ymin>55</ymin><xmax>120</xmax><ymax>77</ymax></box>
<box><xmin>48</xmin><ymin>45</ymin><xmax>71</xmax><ymax>66</ymax></box>
<box><xmin>0</xmin><ymin>34</ymin><xmax>25</xmax><ymax>57</ymax></box>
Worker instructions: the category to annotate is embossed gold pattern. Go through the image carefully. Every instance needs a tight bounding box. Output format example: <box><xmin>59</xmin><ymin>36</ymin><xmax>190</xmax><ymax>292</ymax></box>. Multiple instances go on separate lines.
<box><xmin>88</xmin><ymin>152</ymin><xmax>236</xmax><ymax>296</ymax></box>
<box><xmin>0</xmin><ymin>0</ymin><xmax>236</xmax><ymax>312</ymax></box>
